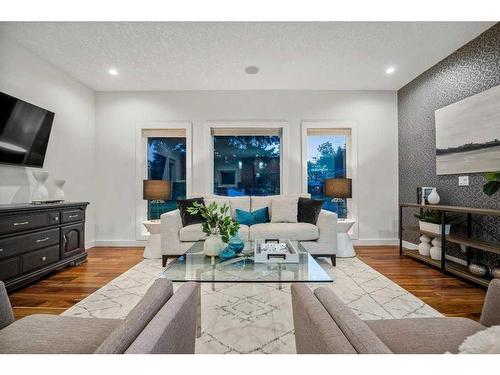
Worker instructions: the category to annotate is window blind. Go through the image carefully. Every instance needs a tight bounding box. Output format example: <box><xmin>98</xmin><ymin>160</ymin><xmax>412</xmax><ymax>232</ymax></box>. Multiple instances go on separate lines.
<box><xmin>306</xmin><ymin>128</ymin><xmax>351</xmax><ymax>136</ymax></box>
<box><xmin>211</xmin><ymin>127</ymin><xmax>282</xmax><ymax>137</ymax></box>
<box><xmin>142</xmin><ymin>128</ymin><xmax>186</xmax><ymax>138</ymax></box>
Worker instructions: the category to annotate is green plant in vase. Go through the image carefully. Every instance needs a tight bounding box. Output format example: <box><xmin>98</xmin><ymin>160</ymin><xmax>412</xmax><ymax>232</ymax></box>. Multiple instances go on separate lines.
<box><xmin>483</xmin><ymin>171</ymin><xmax>500</xmax><ymax>196</ymax></box>
<box><xmin>187</xmin><ymin>201</ymin><xmax>240</xmax><ymax>258</ymax></box>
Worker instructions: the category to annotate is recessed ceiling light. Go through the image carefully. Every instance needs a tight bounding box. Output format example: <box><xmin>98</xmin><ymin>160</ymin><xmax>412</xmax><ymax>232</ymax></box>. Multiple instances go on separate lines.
<box><xmin>108</xmin><ymin>68</ymin><xmax>119</xmax><ymax>76</ymax></box>
<box><xmin>245</xmin><ymin>66</ymin><xmax>259</xmax><ymax>75</ymax></box>
<box><xmin>385</xmin><ymin>67</ymin><xmax>396</xmax><ymax>75</ymax></box>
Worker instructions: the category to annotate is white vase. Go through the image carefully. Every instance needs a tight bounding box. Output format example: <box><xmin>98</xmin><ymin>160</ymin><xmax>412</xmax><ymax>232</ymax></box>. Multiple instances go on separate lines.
<box><xmin>32</xmin><ymin>171</ymin><xmax>49</xmax><ymax>201</ymax></box>
<box><xmin>427</xmin><ymin>188</ymin><xmax>440</xmax><ymax>205</ymax></box>
<box><xmin>418</xmin><ymin>235</ymin><xmax>431</xmax><ymax>256</ymax></box>
<box><xmin>429</xmin><ymin>245</ymin><xmax>442</xmax><ymax>261</ymax></box>
<box><xmin>53</xmin><ymin>179</ymin><xmax>66</xmax><ymax>200</ymax></box>
<box><xmin>203</xmin><ymin>234</ymin><xmax>225</xmax><ymax>257</ymax></box>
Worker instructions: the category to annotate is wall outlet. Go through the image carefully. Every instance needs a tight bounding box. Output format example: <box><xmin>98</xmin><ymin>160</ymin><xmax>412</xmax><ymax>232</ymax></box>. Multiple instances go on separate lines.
<box><xmin>458</xmin><ymin>175</ymin><xmax>469</xmax><ymax>186</ymax></box>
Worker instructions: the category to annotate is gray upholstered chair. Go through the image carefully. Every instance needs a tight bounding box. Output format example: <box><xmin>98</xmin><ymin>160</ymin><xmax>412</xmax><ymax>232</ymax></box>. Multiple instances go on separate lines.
<box><xmin>0</xmin><ymin>279</ymin><xmax>199</xmax><ymax>354</ymax></box>
<box><xmin>291</xmin><ymin>279</ymin><xmax>500</xmax><ymax>354</ymax></box>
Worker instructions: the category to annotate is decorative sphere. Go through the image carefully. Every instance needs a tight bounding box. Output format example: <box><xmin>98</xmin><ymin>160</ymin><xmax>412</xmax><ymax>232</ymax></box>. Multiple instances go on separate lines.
<box><xmin>469</xmin><ymin>263</ymin><xmax>488</xmax><ymax>278</ymax></box>
<box><xmin>491</xmin><ymin>266</ymin><xmax>500</xmax><ymax>279</ymax></box>
<box><xmin>431</xmin><ymin>238</ymin><xmax>441</xmax><ymax>247</ymax></box>
<box><xmin>419</xmin><ymin>235</ymin><xmax>431</xmax><ymax>243</ymax></box>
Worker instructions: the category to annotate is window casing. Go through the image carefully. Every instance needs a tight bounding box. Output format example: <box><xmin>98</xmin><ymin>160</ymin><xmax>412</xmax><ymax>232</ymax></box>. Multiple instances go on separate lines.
<box><xmin>143</xmin><ymin>129</ymin><xmax>187</xmax><ymax>219</ymax></box>
<box><xmin>212</xmin><ymin>128</ymin><xmax>281</xmax><ymax>196</ymax></box>
<box><xmin>306</xmin><ymin>128</ymin><xmax>351</xmax><ymax>218</ymax></box>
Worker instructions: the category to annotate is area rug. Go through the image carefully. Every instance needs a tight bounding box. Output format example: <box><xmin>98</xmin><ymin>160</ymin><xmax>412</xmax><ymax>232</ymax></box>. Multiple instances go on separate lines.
<box><xmin>62</xmin><ymin>257</ymin><xmax>442</xmax><ymax>353</ymax></box>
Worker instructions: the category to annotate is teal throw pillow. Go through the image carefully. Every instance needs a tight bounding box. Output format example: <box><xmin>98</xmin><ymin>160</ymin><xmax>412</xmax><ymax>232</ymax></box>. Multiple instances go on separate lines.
<box><xmin>236</xmin><ymin>207</ymin><xmax>269</xmax><ymax>226</ymax></box>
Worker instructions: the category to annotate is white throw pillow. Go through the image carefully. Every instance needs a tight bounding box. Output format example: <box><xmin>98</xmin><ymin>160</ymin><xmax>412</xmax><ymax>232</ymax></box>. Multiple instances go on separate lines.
<box><xmin>458</xmin><ymin>326</ymin><xmax>500</xmax><ymax>354</ymax></box>
<box><xmin>270</xmin><ymin>197</ymin><xmax>298</xmax><ymax>223</ymax></box>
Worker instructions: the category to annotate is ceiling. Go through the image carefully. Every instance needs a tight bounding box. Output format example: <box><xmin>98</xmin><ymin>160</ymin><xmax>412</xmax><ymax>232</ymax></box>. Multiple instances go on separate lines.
<box><xmin>1</xmin><ymin>22</ymin><xmax>495</xmax><ymax>91</ymax></box>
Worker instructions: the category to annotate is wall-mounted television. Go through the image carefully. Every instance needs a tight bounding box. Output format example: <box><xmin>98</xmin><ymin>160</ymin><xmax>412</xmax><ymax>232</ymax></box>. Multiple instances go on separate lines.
<box><xmin>0</xmin><ymin>91</ymin><xmax>55</xmax><ymax>168</ymax></box>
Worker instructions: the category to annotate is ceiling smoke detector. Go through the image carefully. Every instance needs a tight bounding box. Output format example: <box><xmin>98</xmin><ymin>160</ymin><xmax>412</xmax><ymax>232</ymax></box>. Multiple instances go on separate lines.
<box><xmin>245</xmin><ymin>66</ymin><xmax>259</xmax><ymax>75</ymax></box>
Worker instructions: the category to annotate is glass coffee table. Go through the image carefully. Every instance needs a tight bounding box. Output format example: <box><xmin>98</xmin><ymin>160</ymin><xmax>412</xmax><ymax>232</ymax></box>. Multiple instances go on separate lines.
<box><xmin>161</xmin><ymin>240</ymin><xmax>333</xmax><ymax>336</ymax></box>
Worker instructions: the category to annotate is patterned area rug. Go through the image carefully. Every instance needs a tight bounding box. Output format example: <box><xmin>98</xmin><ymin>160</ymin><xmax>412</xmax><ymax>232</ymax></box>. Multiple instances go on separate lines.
<box><xmin>62</xmin><ymin>257</ymin><xmax>442</xmax><ymax>353</ymax></box>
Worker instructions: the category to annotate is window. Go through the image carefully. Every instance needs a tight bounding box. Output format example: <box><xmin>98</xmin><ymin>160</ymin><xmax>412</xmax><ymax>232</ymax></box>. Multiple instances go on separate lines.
<box><xmin>144</xmin><ymin>129</ymin><xmax>187</xmax><ymax>220</ymax></box>
<box><xmin>212</xmin><ymin>128</ymin><xmax>281</xmax><ymax>196</ymax></box>
<box><xmin>306</xmin><ymin>128</ymin><xmax>350</xmax><ymax>218</ymax></box>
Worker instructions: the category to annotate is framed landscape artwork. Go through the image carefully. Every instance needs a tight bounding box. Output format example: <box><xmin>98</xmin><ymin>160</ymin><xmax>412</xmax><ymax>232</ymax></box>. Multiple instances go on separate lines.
<box><xmin>435</xmin><ymin>84</ymin><xmax>500</xmax><ymax>175</ymax></box>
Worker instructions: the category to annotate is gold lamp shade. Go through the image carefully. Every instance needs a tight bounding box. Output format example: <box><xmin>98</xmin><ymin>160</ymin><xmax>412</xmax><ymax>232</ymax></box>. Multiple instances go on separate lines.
<box><xmin>143</xmin><ymin>180</ymin><xmax>172</xmax><ymax>201</ymax></box>
<box><xmin>324</xmin><ymin>178</ymin><xmax>352</xmax><ymax>199</ymax></box>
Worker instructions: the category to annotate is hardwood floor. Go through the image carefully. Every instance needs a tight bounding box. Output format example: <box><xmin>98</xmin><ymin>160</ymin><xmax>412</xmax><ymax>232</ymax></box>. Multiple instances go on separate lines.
<box><xmin>357</xmin><ymin>246</ymin><xmax>486</xmax><ymax>321</ymax></box>
<box><xmin>8</xmin><ymin>246</ymin><xmax>486</xmax><ymax>321</ymax></box>
<box><xmin>9</xmin><ymin>247</ymin><xmax>144</xmax><ymax>319</ymax></box>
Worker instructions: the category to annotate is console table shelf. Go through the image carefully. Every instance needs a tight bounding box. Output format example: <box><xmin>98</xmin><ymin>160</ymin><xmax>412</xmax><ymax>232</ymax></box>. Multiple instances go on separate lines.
<box><xmin>399</xmin><ymin>203</ymin><xmax>500</xmax><ymax>288</ymax></box>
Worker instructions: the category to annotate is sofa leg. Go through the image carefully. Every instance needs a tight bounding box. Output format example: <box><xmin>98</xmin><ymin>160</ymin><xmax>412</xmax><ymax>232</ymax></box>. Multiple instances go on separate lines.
<box><xmin>330</xmin><ymin>255</ymin><xmax>336</xmax><ymax>267</ymax></box>
<box><xmin>162</xmin><ymin>255</ymin><xmax>168</xmax><ymax>267</ymax></box>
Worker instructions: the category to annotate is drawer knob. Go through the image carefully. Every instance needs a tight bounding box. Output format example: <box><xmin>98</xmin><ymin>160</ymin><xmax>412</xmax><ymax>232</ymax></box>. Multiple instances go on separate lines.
<box><xmin>0</xmin><ymin>248</ymin><xmax>3</xmax><ymax>252</ymax></box>
<box><xmin>41</xmin><ymin>256</ymin><xmax>47</xmax><ymax>261</ymax></box>
<box><xmin>36</xmin><ymin>237</ymin><xmax>50</xmax><ymax>243</ymax></box>
<box><xmin>13</xmin><ymin>221</ymin><xmax>29</xmax><ymax>226</ymax></box>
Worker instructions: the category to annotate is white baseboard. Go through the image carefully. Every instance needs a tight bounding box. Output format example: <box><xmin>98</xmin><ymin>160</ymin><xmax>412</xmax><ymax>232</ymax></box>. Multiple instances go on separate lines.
<box><xmin>85</xmin><ymin>241</ymin><xmax>96</xmax><ymax>250</ymax></box>
<box><xmin>353</xmin><ymin>238</ymin><xmax>399</xmax><ymax>246</ymax></box>
<box><xmin>93</xmin><ymin>240</ymin><xmax>147</xmax><ymax>247</ymax></box>
<box><xmin>92</xmin><ymin>239</ymin><xmax>398</xmax><ymax>248</ymax></box>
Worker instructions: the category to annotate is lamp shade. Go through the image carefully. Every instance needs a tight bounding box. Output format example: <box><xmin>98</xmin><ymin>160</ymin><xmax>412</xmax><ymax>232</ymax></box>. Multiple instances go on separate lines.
<box><xmin>143</xmin><ymin>180</ymin><xmax>171</xmax><ymax>200</ymax></box>
<box><xmin>324</xmin><ymin>178</ymin><xmax>352</xmax><ymax>199</ymax></box>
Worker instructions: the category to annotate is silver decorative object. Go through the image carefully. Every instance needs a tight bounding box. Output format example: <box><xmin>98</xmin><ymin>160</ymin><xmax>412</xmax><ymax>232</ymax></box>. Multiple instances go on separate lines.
<box><xmin>468</xmin><ymin>263</ymin><xmax>489</xmax><ymax>278</ymax></box>
<box><xmin>491</xmin><ymin>266</ymin><xmax>500</xmax><ymax>279</ymax></box>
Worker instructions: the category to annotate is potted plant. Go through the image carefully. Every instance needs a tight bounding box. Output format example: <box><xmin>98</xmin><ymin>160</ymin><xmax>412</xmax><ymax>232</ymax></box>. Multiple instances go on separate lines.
<box><xmin>187</xmin><ymin>201</ymin><xmax>240</xmax><ymax>257</ymax></box>
<box><xmin>483</xmin><ymin>171</ymin><xmax>500</xmax><ymax>196</ymax></box>
<box><xmin>414</xmin><ymin>209</ymin><xmax>451</xmax><ymax>235</ymax></box>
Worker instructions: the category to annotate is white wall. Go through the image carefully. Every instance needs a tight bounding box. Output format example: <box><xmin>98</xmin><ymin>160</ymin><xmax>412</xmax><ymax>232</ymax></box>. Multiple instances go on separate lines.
<box><xmin>95</xmin><ymin>90</ymin><xmax>398</xmax><ymax>245</ymax></box>
<box><xmin>0</xmin><ymin>36</ymin><xmax>96</xmax><ymax>246</ymax></box>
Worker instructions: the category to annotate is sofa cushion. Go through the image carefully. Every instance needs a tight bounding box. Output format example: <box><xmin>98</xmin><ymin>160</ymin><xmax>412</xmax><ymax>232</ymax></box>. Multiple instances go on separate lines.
<box><xmin>366</xmin><ymin>317</ymin><xmax>485</xmax><ymax>354</ymax></box>
<box><xmin>180</xmin><ymin>223</ymin><xmax>250</xmax><ymax>241</ymax></box>
<box><xmin>94</xmin><ymin>278</ymin><xmax>174</xmax><ymax>353</ymax></box>
<box><xmin>0</xmin><ymin>314</ymin><xmax>121</xmax><ymax>354</ymax></box>
<box><xmin>177</xmin><ymin>198</ymin><xmax>204</xmax><ymax>227</ymax></box>
<box><xmin>270</xmin><ymin>197</ymin><xmax>299</xmax><ymax>223</ymax></box>
<box><xmin>251</xmin><ymin>194</ymin><xmax>310</xmax><ymax>215</ymax></box>
<box><xmin>298</xmin><ymin>197</ymin><xmax>323</xmax><ymax>224</ymax></box>
<box><xmin>249</xmin><ymin>222</ymin><xmax>319</xmax><ymax>241</ymax></box>
<box><xmin>236</xmin><ymin>207</ymin><xmax>269</xmax><ymax>226</ymax></box>
<box><xmin>204</xmin><ymin>195</ymin><xmax>250</xmax><ymax>219</ymax></box>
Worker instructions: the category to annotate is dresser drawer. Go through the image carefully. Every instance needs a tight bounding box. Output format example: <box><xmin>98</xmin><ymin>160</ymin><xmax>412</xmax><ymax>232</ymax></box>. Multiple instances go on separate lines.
<box><xmin>21</xmin><ymin>245</ymin><xmax>60</xmax><ymax>273</ymax></box>
<box><xmin>0</xmin><ymin>212</ymin><xmax>60</xmax><ymax>235</ymax></box>
<box><xmin>0</xmin><ymin>228</ymin><xmax>60</xmax><ymax>260</ymax></box>
<box><xmin>61</xmin><ymin>209</ymin><xmax>84</xmax><ymax>223</ymax></box>
<box><xmin>0</xmin><ymin>257</ymin><xmax>20</xmax><ymax>281</ymax></box>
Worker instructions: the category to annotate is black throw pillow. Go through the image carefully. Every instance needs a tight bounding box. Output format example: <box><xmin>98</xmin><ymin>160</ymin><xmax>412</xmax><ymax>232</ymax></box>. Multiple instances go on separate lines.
<box><xmin>297</xmin><ymin>197</ymin><xmax>323</xmax><ymax>224</ymax></box>
<box><xmin>177</xmin><ymin>198</ymin><xmax>204</xmax><ymax>227</ymax></box>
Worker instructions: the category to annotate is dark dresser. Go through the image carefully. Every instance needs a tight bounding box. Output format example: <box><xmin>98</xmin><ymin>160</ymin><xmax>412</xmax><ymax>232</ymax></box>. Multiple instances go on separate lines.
<box><xmin>0</xmin><ymin>202</ymin><xmax>89</xmax><ymax>292</ymax></box>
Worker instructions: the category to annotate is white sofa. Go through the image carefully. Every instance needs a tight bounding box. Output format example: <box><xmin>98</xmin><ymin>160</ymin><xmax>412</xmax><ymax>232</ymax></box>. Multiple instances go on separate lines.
<box><xmin>160</xmin><ymin>194</ymin><xmax>338</xmax><ymax>266</ymax></box>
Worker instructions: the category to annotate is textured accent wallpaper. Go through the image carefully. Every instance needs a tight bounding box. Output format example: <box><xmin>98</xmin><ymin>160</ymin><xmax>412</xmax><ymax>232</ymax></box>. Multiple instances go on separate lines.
<box><xmin>398</xmin><ymin>23</ymin><xmax>500</xmax><ymax>266</ymax></box>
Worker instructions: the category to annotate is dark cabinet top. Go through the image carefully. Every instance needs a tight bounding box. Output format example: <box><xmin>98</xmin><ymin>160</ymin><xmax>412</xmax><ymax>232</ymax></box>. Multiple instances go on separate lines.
<box><xmin>0</xmin><ymin>202</ymin><xmax>89</xmax><ymax>214</ymax></box>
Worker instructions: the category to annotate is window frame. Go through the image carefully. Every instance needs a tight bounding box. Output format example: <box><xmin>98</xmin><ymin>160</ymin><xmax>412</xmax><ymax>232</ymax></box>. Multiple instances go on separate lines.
<box><xmin>301</xmin><ymin>121</ymin><xmax>359</xmax><ymax>239</ymax></box>
<box><xmin>205</xmin><ymin>121</ymin><xmax>289</xmax><ymax>196</ymax></box>
<box><xmin>135</xmin><ymin>121</ymin><xmax>192</xmax><ymax>240</ymax></box>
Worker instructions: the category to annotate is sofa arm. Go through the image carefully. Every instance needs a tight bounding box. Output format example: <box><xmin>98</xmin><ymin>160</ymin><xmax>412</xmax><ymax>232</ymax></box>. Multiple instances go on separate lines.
<box><xmin>160</xmin><ymin>210</ymin><xmax>184</xmax><ymax>256</ymax></box>
<box><xmin>480</xmin><ymin>279</ymin><xmax>500</xmax><ymax>327</ymax></box>
<box><xmin>0</xmin><ymin>281</ymin><xmax>14</xmax><ymax>329</ymax></box>
<box><xmin>315</xmin><ymin>209</ymin><xmax>338</xmax><ymax>254</ymax></box>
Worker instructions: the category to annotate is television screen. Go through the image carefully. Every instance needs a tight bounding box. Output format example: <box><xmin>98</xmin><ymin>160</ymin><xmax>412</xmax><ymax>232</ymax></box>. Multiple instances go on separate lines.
<box><xmin>0</xmin><ymin>91</ymin><xmax>54</xmax><ymax>168</ymax></box>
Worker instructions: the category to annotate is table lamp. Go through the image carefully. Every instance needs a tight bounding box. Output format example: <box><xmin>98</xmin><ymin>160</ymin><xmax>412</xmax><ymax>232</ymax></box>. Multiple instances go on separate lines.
<box><xmin>143</xmin><ymin>180</ymin><xmax>171</xmax><ymax>221</ymax></box>
<box><xmin>324</xmin><ymin>178</ymin><xmax>352</xmax><ymax>220</ymax></box>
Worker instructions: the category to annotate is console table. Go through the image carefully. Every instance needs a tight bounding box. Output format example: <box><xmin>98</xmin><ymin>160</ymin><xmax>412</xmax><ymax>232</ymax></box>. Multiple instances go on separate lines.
<box><xmin>0</xmin><ymin>202</ymin><xmax>89</xmax><ymax>292</ymax></box>
<box><xmin>399</xmin><ymin>203</ymin><xmax>500</xmax><ymax>287</ymax></box>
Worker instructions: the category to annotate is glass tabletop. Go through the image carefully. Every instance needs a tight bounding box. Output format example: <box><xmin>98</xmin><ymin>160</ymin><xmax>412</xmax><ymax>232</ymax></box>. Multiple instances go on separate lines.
<box><xmin>161</xmin><ymin>241</ymin><xmax>333</xmax><ymax>283</ymax></box>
